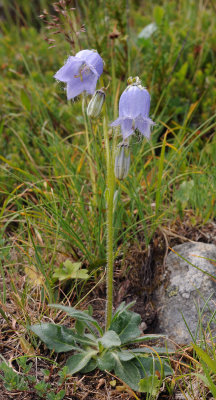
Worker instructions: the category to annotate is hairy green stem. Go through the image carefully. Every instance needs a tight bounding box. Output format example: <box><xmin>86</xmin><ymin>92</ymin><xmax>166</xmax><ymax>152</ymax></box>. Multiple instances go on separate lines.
<box><xmin>103</xmin><ymin>112</ymin><xmax>115</xmax><ymax>330</ymax></box>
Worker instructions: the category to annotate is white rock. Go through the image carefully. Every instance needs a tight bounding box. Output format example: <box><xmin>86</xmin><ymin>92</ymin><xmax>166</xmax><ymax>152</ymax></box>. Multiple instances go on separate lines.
<box><xmin>155</xmin><ymin>242</ymin><xmax>216</xmax><ymax>344</ymax></box>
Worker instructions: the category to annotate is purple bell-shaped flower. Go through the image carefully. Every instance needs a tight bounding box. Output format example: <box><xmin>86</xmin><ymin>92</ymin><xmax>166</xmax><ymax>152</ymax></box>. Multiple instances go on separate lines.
<box><xmin>111</xmin><ymin>77</ymin><xmax>155</xmax><ymax>140</ymax></box>
<box><xmin>54</xmin><ymin>49</ymin><xmax>103</xmax><ymax>100</ymax></box>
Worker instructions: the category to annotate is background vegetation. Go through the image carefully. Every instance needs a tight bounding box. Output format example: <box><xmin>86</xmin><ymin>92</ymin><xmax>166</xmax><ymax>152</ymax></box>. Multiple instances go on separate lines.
<box><xmin>0</xmin><ymin>0</ymin><xmax>216</xmax><ymax>398</ymax></box>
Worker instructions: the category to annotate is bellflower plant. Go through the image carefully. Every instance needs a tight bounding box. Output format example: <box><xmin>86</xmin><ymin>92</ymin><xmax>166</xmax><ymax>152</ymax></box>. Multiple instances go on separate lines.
<box><xmin>31</xmin><ymin>45</ymin><xmax>173</xmax><ymax>392</ymax></box>
<box><xmin>54</xmin><ymin>49</ymin><xmax>103</xmax><ymax>99</ymax></box>
<box><xmin>111</xmin><ymin>76</ymin><xmax>155</xmax><ymax>140</ymax></box>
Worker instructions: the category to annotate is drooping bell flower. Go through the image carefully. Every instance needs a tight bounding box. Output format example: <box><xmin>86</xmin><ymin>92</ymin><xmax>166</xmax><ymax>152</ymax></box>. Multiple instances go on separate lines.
<box><xmin>110</xmin><ymin>77</ymin><xmax>154</xmax><ymax>140</ymax></box>
<box><xmin>54</xmin><ymin>49</ymin><xmax>103</xmax><ymax>100</ymax></box>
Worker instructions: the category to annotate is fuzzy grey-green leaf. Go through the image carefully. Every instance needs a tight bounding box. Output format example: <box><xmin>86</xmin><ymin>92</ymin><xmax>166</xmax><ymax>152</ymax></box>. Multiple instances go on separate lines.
<box><xmin>66</xmin><ymin>350</ymin><xmax>97</xmax><ymax>375</ymax></box>
<box><xmin>49</xmin><ymin>304</ymin><xmax>103</xmax><ymax>335</ymax></box>
<box><xmin>98</xmin><ymin>330</ymin><xmax>121</xmax><ymax>348</ymax></box>
<box><xmin>30</xmin><ymin>323</ymin><xmax>78</xmax><ymax>353</ymax></box>
<box><xmin>110</xmin><ymin>309</ymin><xmax>141</xmax><ymax>344</ymax></box>
<box><xmin>97</xmin><ymin>351</ymin><xmax>116</xmax><ymax>371</ymax></box>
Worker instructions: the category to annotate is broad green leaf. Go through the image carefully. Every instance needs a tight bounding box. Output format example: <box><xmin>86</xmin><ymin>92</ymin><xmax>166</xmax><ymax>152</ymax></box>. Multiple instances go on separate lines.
<box><xmin>75</xmin><ymin>270</ymin><xmax>89</xmax><ymax>279</ymax></box>
<box><xmin>139</xmin><ymin>375</ymin><xmax>160</xmax><ymax>395</ymax></box>
<box><xmin>31</xmin><ymin>323</ymin><xmax>97</xmax><ymax>351</ymax></box>
<box><xmin>30</xmin><ymin>323</ymin><xmax>78</xmax><ymax>352</ymax></box>
<box><xmin>98</xmin><ymin>330</ymin><xmax>121</xmax><ymax>348</ymax></box>
<box><xmin>53</xmin><ymin>260</ymin><xmax>89</xmax><ymax>281</ymax></box>
<box><xmin>111</xmin><ymin>301</ymin><xmax>136</xmax><ymax>323</ymax></box>
<box><xmin>49</xmin><ymin>304</ymin><xmax>103</xmax><ymax>335</ymax></box>
<box><xmin>64</xmin><ymin>260</ymin><xmax>81</xmax><ymax>272</ymax></box>
<box><xmin>80</xmin><ymin>358</ymin><xmax>97</xmax><ymax>374</ymax></box>
<box><xmin>85</xmin><ymin>333</ymin><xmax>97</xmax><ymax>341</ymax></box>
<box><xmin>66</xmin><ymin>350</ymin><xmax>97</xmax><ymax>375</ymax></box>
<box><xmin>97</xmin><ymin>351</ymin><xmax>116</xmax><ymax>371</ymax></box>
<box><xmin>110</xmin><ymin>309</ymin><xmax>141</xmax><ymax>344</ymax></box>
<box><xmin>116</xmin><ymin>350</ymin><xmax>135</xmax><ymax>361</ymax></box>
<box><xmin>75</xmin><ymin>319</ymin><xmax>85</xmax><ymax>336</ymax></box>
<box><xmin>71</xmin><ymin>333</ymin><xmax>97</xmax><ymax>347</ymax></box>
<box><xmin>113</xmin><ymin>355</ymin><xmax>141</xmax><ymax>391</ymax></box>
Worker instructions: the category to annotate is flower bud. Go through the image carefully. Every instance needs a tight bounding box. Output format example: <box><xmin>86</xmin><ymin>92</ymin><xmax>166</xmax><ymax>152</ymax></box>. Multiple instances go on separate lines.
<box><xmin>114</xmin><ymin>144</ymin><xmax>130</xmax><ymax>180</ymax></box>
<box><xmin>87</xmin><ymin>89</ymin><xmax>105</xmax><ymax>118</ymax></box>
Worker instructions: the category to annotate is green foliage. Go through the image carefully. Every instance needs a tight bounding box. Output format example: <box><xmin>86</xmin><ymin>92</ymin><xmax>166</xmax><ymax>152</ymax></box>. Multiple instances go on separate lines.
<box><xmin>30</xmin><ymin>302</ymin><xmax>173</xmax><ymax>392</ymax></box>
<box><xmin>139</xmin><ymin>375</ymin><xmax>160</xmax><ymax>397</ymax></box>
<box><xmin>0</xmin><ymin>362</ymin><xmax>29</xmax><ymax>391</ymax></box>
<box><xmin>0</xmin><ymin>358</ymin><xmax>66</xmax><ymax>399</ymax></box>
<box><xmin>0</xmin><ymin>0</ymin><xmax>216</xmax><ymax>302</ymax></box>
<box><xmin>192</xmin><ymin>343</ymin><xmax>216</xmax><ymax>398</ymax></box>
<box><xmin>1</xmin><ymin>1</ymin><xmax>216</xmax><ymax>396</ymax></box>
<box><xmin>53</xmin><ymin>260</ymin><xmax>89</xmax><ymax>281</ymax></box>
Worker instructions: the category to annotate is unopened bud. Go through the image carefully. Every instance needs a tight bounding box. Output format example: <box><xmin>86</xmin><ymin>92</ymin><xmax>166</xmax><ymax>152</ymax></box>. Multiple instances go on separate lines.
<box><xmin>114</xmin><ymin>144</ymin><xmax>130</xmax><ymax>180</ymax></box>
<box><xmin>87</xmin><ymin>90</ymin><xmax>105</xmax><ymax>118</ymax></box>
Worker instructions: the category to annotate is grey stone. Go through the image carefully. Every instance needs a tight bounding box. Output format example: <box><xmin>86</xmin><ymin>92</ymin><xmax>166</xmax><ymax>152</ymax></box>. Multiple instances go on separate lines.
<box><xmin>155</xmin><ymin>242</ymin><xmax>216</xmax><ymax>344</ymax></box>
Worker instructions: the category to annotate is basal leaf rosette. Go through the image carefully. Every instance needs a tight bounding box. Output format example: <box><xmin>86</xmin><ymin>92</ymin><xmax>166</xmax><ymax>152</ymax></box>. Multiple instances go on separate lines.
<box><xmin>30</xmin><ymin>302</ymin><xmax>172</xmax><ymax>392</ymax></box>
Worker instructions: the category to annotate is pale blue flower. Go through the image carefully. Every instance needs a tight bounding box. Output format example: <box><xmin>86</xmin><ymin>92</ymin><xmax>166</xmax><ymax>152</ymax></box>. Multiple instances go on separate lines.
<box><xmin>111</xmin><ymin>77</ymin><xmax>154</xmax><ymax>140</ymax></box>
<box><xmin>54</xmin><ymin>49</ymin><xmax>103</xmax><ymax>100</ymax></box>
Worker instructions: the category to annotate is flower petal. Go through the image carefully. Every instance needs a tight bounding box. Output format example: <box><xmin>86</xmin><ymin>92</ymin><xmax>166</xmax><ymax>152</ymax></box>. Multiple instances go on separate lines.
<box><xmin>135</xmin><ymin>116</ymin><xmax>154</xmax><ymax>140</ymax></box>
<box><xmin>54</xmin><ymin>56</ymin><xmax>83</xmax><ymax>82</ymax></box>
<box><xmin>66</xmin><ymin>69</ymin><xmax>98</xmax><ymax>100</ymax></box>
<box><xmin>119</xmin><ymin>86</ymin><xmax>151</xmax><ymax>119</ymax></box>
<box><xmin>120</xmin><ymin>118</ymin><xmax>134</xmax><ymax>139</ymax></box>
<box><xmin>76</xmin><ymin>50</ymin><xmax>103</xmax><ymax>77</ymax></box>
<box><xmin>110</xmin><ymin>117</ymin><xmax>123</xmax><ymax>127</ymax></box>
<box><xmin>110</xmin><ymin>116</ymin><xmax>134</xmax><ymax>139</ymax></box>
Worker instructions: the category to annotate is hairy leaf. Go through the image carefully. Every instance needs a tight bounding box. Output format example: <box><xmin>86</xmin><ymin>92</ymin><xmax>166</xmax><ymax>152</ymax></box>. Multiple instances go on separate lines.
<box><xmin>116</xmin><ymin>350</ymin><xmax>135</xmax><ymax>361</ymax></box>
<box><xmin>31</xmin><ymin>323</ymin><xmax>97</xmax><ymax>352</ymax></box>
<box><xmin>30</xmin><ymin>324</ymin><xmax>78</xmax><ymax>352</ymax></box>
<box><xmin>49</xmin><ymin>304</ymin><xmax>103</xmax><ymax>335</ymax></box>
<box><xmin>79</xmin><ymin>358</ymin><xmax>97</xmax><ymax>374</ymax></box>
<box><xmin>98</xmin><ymin>330</ymin><xmax>121</xmax><ymax>348</ymax></box>
<box><xmin>97</xmin><ymin>351</ymin><xmax>116</xmax><ymax>371</ymax></box>
<box><xmin>110</xmin><ymin>309</ymin><xmax>141</xmax><ymax>344</ymax></box>
<box><xmin>113</xmin><ymin>355</ymin><xmax>142</xmax><ymax>391</ymax></box>
<box><xmin>66</xmin><ymin>350</ymin><xmax>97</xmax><ymax>375</ymax></box>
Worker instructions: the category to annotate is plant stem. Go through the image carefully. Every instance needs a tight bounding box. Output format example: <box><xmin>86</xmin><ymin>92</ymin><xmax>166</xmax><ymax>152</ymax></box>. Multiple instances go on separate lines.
<box><xmin>111</xmin><ymin>41</ymin><xmax>117</xmax><ymax>120</ymax></box>
<box><xmin>82</xmin><ymin>96</ymin><xmax>97</xmax><ymax>203</ymax></box>
<box><xmin>126</xmin><ymin>0</ymin><xmax>131</xmax><ymax>77</ymax></box>
<box><xmin>103</xmin><ymin>112</ymin><xmax>115</xmax><ymax>330</ymax></box>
